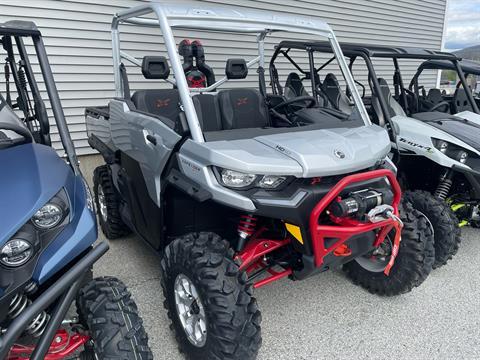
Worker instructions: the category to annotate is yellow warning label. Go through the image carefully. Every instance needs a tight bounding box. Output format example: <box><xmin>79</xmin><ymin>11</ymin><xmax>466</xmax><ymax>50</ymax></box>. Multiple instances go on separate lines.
<box><xmin>285</xmin><ymin>223</ymin><xmax>303</xmax><ymax>244</ymax></box>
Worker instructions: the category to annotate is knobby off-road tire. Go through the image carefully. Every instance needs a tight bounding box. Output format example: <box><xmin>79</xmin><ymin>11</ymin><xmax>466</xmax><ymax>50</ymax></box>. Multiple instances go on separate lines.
<box><xmin>160</xmin><ymin>232</ymin><xmax>262</xmax><ymax>360</ymax></box>
<box><xmin>404</xmin><ymin>190</ymin><xmax>461</xmax><ymax>268</ymax></box>
<box><xmin>93</xmin><ymin>165</ymin><xmax>131</xmax><ymax>239</ymax></box>
<box><xmin>343</xmin><ymin>200</ymin><xmax>435</xmax><ymax>296</ymax></box>
<box><xmin>76</xmin><ymin>276</ymin><xmax>153</xmax><ymax>359</ymax></box>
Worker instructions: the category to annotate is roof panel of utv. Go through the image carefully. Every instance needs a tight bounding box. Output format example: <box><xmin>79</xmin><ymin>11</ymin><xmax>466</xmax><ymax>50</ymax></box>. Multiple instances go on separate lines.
<box><xmin>115</xmin><ymin>2</ymin><xmax>333</xmax><ymax>35</ymax></box>
<box><xmin>275</xmin><ymin>40</ymin><xmax>458</xmax><ymax>60</ymax></box>
<box><xmin>419</xmin><ymin>59</ymin><xmax>480</xmax><ymax>75</ymax></box>
<box><xmin>0</xmin><ymin>20</ymin><xmax>41</xmax><ymax>36</ymax></box>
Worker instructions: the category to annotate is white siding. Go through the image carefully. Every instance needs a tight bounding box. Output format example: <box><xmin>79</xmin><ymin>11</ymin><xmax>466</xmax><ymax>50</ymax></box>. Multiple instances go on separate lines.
<box><xmin>0</xmin><ymin>0</ymin><xmax>447</xmax><ymax>155</ymax></box>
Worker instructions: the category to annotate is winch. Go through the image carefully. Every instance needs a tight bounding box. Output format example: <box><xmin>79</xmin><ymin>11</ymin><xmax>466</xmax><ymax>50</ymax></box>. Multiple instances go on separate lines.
<box><xmin>328</xmin><ymin>188</ymin><xmax>394</xmax><ymax>219</ymax></box>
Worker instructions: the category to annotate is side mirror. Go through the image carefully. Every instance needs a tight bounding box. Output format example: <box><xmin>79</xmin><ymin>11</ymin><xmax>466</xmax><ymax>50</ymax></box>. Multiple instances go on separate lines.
<box><xmin>225</xmin><ymin>58</ymin><xmax>248</xmax><ymax>79</ymax></box>
<box><xmin>142</xmin><ymin>56</ymin><xmax>170</xmax><ymax>79</ymax></box>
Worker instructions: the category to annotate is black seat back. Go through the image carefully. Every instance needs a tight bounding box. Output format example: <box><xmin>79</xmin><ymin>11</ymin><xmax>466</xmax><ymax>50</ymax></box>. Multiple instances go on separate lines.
<box><xmin>371</xmin><ymin>78</ymin><xmax>406</xmax><ymax>126</ymax></box>
<box><xmin>452</xmin><ymin>88</ymin><xmax>472</xmax><ymax>113</ymax></box>
<box><xmin>217</xmin><ymin>89</ymin><xmax>270</xmax><ymax>130</ymax></box>
<box><xmin>284</xmin><ymin>72</ymin><xmax>308</xmax><ymax>99</ymax></box>
<box><xmin>427</xmin><ymin>88</ymin><xmax>444</xmax><ymax>104</ymax></box>
<box><xmin>323</xmin><ymin>73</ymin><xmax>353</xmax><ymax>114</ymax></box>
<box><xmin>192</xmin><ymin>94</ymin><xmax>223</xmax><ymax>131</ymax></box>
<box><xmin>131</xmin><ymin>89</ymin><xmax>181</xmax><ymax>123</ymax></box>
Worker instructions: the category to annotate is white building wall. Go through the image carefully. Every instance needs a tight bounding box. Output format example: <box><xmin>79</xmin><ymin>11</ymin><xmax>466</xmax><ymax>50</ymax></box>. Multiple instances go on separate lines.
<box><xmin>0</xmin><ymin>0</ymin><xmax>447</xmax><ymax>154</ymax></box>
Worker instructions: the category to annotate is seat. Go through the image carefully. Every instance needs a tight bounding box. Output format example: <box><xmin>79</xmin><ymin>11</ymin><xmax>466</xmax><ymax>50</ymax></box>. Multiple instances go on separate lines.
<box><xmin>452</xmin><ymin>88</ymin><xmax>472</xmax><ymax>113</ymax></box>
<box><xmin>422</xmin><ymin>88</ymin><xmax>449</xmax><ymax>112</ymax></box>
<box><xmin>284</xmin><ymin>72</ymin><xmax>309</xmax><ymax>99</ymax></box>
<box><xmin>192</xmin><ymin>94</ymin><xmax>223</xmax><ymax>131</ymax></box>
<box><xmin>217</xmin><ymin>89</ymin><xmax>270</xmax><ymax>130</ymax></box>
<box><xmin>371</xmin><ymin>78</ymin><xmax>406</xmax><ymax>126</ymax></box>
<box><xmin>323</xmin><ymin>73</ymin><xmax>353</xmax><ymax>114</ymax></box>
<box><xmin>131</xmin><ymin>89</ymin><xmax>181</xmax><ymax>122</ymax></box>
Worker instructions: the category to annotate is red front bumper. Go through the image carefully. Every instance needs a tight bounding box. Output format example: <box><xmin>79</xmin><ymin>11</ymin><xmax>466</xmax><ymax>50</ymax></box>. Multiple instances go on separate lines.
<box><xmin>309</xmin><ymin>169</ymin><xmax>401</xmax><ymax>267</ymax></box>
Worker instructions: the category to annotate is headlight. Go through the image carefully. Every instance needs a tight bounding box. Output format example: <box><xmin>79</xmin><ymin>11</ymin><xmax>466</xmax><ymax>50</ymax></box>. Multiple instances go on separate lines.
<box><xmin>258</xmin><ymin>175</ymin><xmax>287</xmax><ymax>189</ymax></box>
<box><xmin>432</xmin><ymin>139</ymin><xmax>473</xmax><ymax>165</ymax></box>
<box><xmin>221</xmin><ymin>169</ymin><xmax>257</xmax><ymax>188</ymax></box>
<box><xmin>433</xmin><ymin>139</ymin><xmax>449</xmax><ymax>153</ymax></box>
<box><xmin>457</xmin><ymin>151</ymin><xmax>468</xmax><ymax>164</ymax></box>
<box><xmin>32</xmin><ymin>204</ymin><xmax>63</xmax><ymax>229</ymax></box>
<box><xmin>217</xmin><ymin>168</ymin><xmax>290</xmax><ymax>190</ymax></box>
<box><xmin>0</xmin><ymin>239</ymin><xmax>33</xmax><ymax>267</ymax></box>
<box><xmin>31</xmin><ymin>189</ymin><xmax>69</xmax><ymax>230</ymax></box>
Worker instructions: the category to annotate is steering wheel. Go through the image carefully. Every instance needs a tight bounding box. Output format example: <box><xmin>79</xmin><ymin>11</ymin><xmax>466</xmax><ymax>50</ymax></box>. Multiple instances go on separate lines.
<box><xmin>0</xmin><ymin>122</ymin><xmax>33</xmax><ymax>144</ymax></box>
<box><xmin>273</xmin><ymin>96</ymin><xmax>317</xmax><ymax>112</ymax></box>
<box><xmin>427</xmin><ymin>101</ymin><xmax>450</xmax><ymax>113</ymax></box>
<box><xmin>271</xmin><ymin>96</ymin><xmax>317</xmax><ymax>127</ymax></box>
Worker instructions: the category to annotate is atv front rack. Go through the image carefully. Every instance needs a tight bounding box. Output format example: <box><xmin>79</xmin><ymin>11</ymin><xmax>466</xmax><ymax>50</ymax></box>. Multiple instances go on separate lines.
<box><xmin>309</xmin><ymin>169</ymin><xmax>401</xmax><ymax>267</ymax></box>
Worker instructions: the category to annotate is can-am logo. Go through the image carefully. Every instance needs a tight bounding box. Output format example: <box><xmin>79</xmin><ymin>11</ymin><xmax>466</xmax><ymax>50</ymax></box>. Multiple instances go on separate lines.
<box><xmin>399</xmin><ymin>137</ymin><xmax>433</xmax><ymax>152</ymax></box>
<box><xmin>334</xmin><ymin>149</ymin><xmax>345</xmax><ymax>159</ymax></box>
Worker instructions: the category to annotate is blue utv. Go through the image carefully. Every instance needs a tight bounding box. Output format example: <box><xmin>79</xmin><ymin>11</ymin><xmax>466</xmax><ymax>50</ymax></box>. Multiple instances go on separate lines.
<box><xmin>0</xmin><ymin>21</ymin><xmax>152</xmax><ymax>359</ymax></box>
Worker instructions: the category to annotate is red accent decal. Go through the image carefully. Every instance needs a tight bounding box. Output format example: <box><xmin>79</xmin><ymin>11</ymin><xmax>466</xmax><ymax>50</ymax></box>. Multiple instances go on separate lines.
<box><xmin>310</xmin><ymin>177</ymin><xmax>322</xmax><ymax>185</ymax></box>
<box><xmin>155</xmin><ymin>98</ymin><xmax>171</xmax><ymax>108</ymax></box>
<box><xmin>8</xmin><ymin>329</ymin><xmax>89</xmax><ymax>360</ymax></box>
<box><xmin>236</xmin><ymin>97</ymin><xmax>248</xmax><ymax>106</ymax></box>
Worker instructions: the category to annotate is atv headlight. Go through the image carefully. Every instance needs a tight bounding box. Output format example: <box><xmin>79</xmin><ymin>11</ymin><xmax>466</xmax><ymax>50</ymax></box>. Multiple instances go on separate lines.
<box><xmin>457</xmin><ymin>151</ymin><xmax>468</xmax><ymax>164</ymax></box>
<box><xmin>31</xmin><ymin>189</ymin><xmax>69</xmax><ymax>230</ymax></box>
<box><xmin>0</xmin><ymin>239</ymin><xmax>33</xmax><ymax>267</ymax></box>
<box><xmin>433</xmin><ymin>139</ymin><xmax>449</xmax><ymax>153</ymax></box>
<box><xmin>432</xmin><ymin>139</ymin><xmax>475</xmax><ymax>165</ymax></box>
<box><xmin>258</xmin><ymin>175</ymin><xmax>287</xmax><ymax>189</ymax></box>
<box><xmin>220</xmin><ymin>169</ymin><xmax>257</xmax><ymax>188</ymax></box>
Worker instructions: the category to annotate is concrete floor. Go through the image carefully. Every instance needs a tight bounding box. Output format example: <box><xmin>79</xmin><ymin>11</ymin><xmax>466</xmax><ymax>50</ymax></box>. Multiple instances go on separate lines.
<box><xmin>80</xmin><ymin>155</ymin><xmax>480</xmax><ymax>360</ymax></box>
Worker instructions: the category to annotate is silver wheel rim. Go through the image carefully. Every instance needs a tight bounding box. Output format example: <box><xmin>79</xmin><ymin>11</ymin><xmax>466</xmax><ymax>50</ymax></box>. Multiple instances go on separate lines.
<box><xmin>97</xmin><ymin>184</ymin><xmax>108</xmax><ymax>223</ymax></box>
<box><xmin>174</xmin><ymin>274</ymin><xmax>207</xmax><ymax>347</ymax></box>
<box><xmin>355</xmin><ymin>236</ymin><xmax>393</xmax><ymax>273</ymax></box>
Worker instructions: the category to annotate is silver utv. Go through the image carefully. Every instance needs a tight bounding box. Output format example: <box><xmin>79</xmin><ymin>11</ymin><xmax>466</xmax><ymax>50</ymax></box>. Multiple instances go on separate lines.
<box><xmin>86</xmin><ymin>2</ymin><xmax>433</xmax><ymax>359</ymax></box>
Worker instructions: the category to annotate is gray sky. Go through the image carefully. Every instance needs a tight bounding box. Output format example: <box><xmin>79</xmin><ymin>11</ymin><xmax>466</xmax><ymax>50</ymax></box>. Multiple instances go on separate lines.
<box><xmin>445</xmin><ymin>0</ymin><xmax>480</xmax><ymax>50</ymax></box>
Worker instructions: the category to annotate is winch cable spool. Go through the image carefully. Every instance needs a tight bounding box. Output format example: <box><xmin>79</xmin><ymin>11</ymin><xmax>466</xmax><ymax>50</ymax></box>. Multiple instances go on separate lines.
<box><xmin>328</xmin><ymin>189</ymin><xmax>393</xmax><ymax>219</ymax></box>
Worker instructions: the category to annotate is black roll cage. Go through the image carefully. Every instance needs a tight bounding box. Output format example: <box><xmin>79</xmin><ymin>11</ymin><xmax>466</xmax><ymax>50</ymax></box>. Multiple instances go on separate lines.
<box><xmin>0</xmin><ymin>21</ymin><xmax>78</xmax><ymax>173</ymax></box>
<box><xmin>412</xmin><ymin>58</ymin><xmax>480</xmax><ymax>92</ymax></box>
<box><xmin>270</xmin><ymin>41</ymin><xmax>480</xmax><ymax>141</ymax></box>
<box><xmin>269</xmin><ymin>41</ymin><xmax>396</xmax><ymax>141</ymax></box>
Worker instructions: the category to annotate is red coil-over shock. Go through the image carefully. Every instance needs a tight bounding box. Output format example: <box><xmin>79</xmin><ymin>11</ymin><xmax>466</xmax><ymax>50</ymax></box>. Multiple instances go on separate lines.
<box><xmin>236</xmin><ymin>214</ymin><xmax>258</xmax><ymax>251</ymax></box>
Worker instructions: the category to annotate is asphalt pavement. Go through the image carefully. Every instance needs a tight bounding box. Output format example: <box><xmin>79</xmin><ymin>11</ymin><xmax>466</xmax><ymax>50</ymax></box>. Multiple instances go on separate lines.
<box><xmin>81</xmin><ymin>156</ymin><xmax>480</xmax><ymax>360</ymax></box>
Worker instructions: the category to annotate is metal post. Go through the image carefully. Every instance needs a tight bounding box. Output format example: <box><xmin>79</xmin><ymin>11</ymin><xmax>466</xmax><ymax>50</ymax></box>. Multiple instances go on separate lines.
<box><xmin>33</xmin><ymin>35</ymin><xmax>79</xmax><ymax>173</ymax></box>
<box><xmin>153</xmin><ymin>5</ymin><xmax>205</xmax><ymax>142</ymax></box>
<box><xmin>112</xmin><ymin>26</ymin><xmax>122</xmax><ymax>98</ymax></box>
<box><xmin>455</xmin><ymin>60</ymin><xmax>480</xmax><ymax>114</ymax></box>
<box><xmin>328</xmin><ymin>34</ymin><xmax>371</xmax><ymax>125</ymax></box>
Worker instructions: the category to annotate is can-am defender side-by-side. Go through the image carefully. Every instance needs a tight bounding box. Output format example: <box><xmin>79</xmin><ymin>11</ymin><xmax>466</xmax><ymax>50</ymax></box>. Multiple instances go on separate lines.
<box><xmin>270</xmin><ymin>42</ymin><xmax>464</xmax><ymax>268</ymax></box>
<box><xmin>0</xmin><ymin>21</ymin><xmax>153</xmax><ymax>359</ymax></box>
<box><xmin>86</xmin><ymin>3</ymin><xmax>433</xmax><ymax>359</ymax></box>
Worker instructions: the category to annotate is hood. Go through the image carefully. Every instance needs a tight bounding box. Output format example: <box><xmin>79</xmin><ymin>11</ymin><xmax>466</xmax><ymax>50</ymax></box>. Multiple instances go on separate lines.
<box><xmin>0</xmin><ymin>143</ymin><xmax>71</xmax><ymax>244</ymax></box>
<box><xmin>412</xmin><ymin>112</ymin><xmax>480</xmax><ymax>153</ymax></box>
<box><xmin>255</xmin><ymin>125</ymin><xmax>390</xmax><ymax>177</ymax></box>
<box><xmin>185</xmin><ymin>125</ymin><xmax>390</xmax><ymax>178</ymax></box>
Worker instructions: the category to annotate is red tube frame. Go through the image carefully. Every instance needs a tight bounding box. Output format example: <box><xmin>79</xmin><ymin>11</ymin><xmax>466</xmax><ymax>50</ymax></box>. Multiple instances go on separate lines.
<box><xmin>8</xmin><ymin>329</ymin><xmax>89</xmax><ymax>360</ymax></box>
<box><xmin>309</xmin><ymin>169</ymin><xmax>401</xmax><ymax>267</ymax></box>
